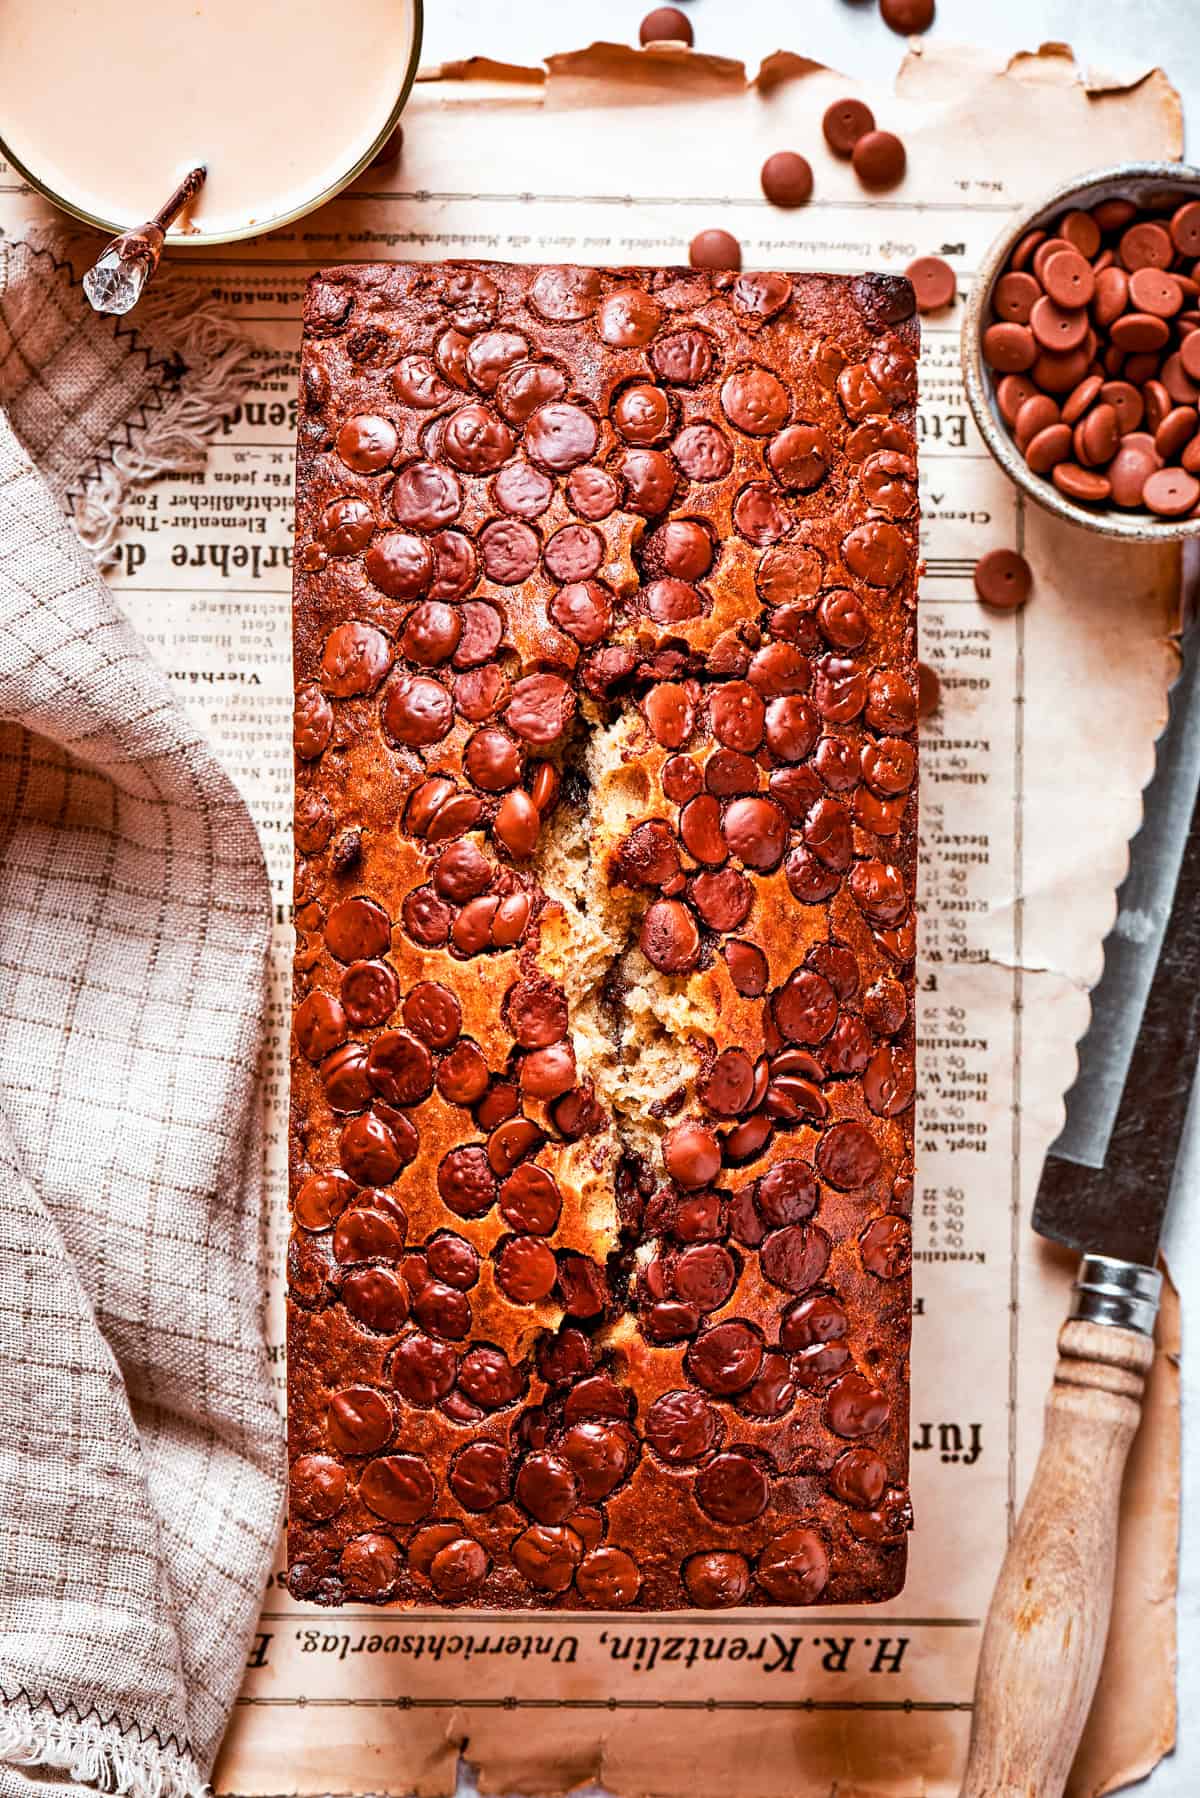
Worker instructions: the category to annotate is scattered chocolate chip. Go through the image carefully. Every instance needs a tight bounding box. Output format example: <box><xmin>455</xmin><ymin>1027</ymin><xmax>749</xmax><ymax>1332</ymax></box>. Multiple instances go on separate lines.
<box><xmin>880</xmin><ymin>0</ymin><xmax>934</xmax><ymax>32</ymax></box>
<box><xmin>760</xmin><ymin>152</ymin><xmax>813</xmax><ymax>209</ymax></box>
<box><xmin>689</xmin><ymin>229</ymin><xmax>742</xmax><ymax>271</ymax></box>
<box><xmin>974</xmin><ymin>547</ymin><xmax>1032</xmax><ymax>610</ymax></box>
<box><xmin>905</xmin><ymin>255</ymin><xmax>955</xmax><ymax>313</ymax></box>
<box><xmin>639</xmin><ymin>5</ymin><xmax>693</xmax><ymax>45</ymax></box>
<box><xmin>852</xmin><ymin>131</ymin><xmax>907</xmax><ymax>191</ymax></box>
<box><xmin>823</xmin><ymin>97</ymin><xmax>875</xmax><ymax>158</ymax></box>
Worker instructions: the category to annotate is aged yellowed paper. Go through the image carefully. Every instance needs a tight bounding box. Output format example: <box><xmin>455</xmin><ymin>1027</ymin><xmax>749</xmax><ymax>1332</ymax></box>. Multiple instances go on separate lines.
<box><xmin>0</xmin><ymin>37</ymin><xmax>1182</xmax><ymax>1798</ymax></box>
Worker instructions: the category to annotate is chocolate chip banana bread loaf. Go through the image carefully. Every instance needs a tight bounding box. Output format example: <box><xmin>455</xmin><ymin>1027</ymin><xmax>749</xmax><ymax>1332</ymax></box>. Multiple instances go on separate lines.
<box><xmin>288</xmin><ymin>260</ymin><xmax>918</xmax><ymax>1611</ymax></box>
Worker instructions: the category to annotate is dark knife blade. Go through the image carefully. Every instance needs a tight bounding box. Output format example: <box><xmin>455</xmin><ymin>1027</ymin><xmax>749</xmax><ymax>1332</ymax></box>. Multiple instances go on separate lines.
<box><xmin>1035</xmin><ymin>621</ymin><xmax>1200</xmax><ymax>1264</ymax></box>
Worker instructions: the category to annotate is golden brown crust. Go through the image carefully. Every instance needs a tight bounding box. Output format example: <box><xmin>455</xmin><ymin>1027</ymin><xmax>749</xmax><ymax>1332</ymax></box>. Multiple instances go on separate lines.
<box><xmin>288</xmin><ymin>260</ymin><xmax>918</xmax><ymax>1610</ymax></box>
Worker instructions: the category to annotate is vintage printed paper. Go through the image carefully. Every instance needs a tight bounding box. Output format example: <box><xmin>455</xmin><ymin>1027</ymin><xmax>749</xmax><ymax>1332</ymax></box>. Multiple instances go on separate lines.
<box><xmin>0</xmin><ymin>37</ymin><xmax>1183</xmax><ymax>1798</ymax></box>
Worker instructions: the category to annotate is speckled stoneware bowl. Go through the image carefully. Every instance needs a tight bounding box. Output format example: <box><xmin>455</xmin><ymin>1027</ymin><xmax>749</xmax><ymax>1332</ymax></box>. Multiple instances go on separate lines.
<box><xmin>963</xmin><ymin>160</ymin><xmax>1200</xmax><ymax>541</ymax></box>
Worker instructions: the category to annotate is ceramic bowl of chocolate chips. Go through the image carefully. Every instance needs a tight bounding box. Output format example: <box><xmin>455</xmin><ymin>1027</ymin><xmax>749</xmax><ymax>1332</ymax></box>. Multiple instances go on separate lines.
<box><xmin>964</xmin><ymin>161</ymin><xmax>1200</xmax><ymax>538</ymax></box>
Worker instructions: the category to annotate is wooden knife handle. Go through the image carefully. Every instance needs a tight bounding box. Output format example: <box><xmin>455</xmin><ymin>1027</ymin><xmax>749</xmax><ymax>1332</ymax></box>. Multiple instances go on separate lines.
<box><xmin>959</xmin><ymin>1317</ymin><xmax>1155</xmax><ymax>1798</ymax></box>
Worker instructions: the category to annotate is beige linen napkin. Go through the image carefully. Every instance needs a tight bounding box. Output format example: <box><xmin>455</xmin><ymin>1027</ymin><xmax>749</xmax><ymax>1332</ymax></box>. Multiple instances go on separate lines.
<box><xmin>0</xmin><ymin>238</ymin><xmax>285</xmax><ymax>1798</ymax></box>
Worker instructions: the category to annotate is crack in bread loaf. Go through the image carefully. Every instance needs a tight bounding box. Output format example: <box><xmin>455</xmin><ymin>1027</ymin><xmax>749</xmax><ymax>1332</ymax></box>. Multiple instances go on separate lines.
<box><xmin>288</xmin><ymin>260</ymin><xmax>918</xmax><ymax>1611</ymax></box>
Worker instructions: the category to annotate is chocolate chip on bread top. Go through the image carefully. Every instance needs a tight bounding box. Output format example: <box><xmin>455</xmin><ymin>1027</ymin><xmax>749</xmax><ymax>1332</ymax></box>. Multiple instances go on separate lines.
<box><xmin>288</xmin><ymin>261</ymin><xmax>918</xmax><ymax>1610</ymax></box>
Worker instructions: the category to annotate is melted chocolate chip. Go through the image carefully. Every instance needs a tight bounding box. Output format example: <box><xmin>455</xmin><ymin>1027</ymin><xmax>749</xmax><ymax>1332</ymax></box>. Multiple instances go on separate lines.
<box><xmin>684</xmin><ymin>1550</ymin><xmax>750</xmax><ymax>1607</ymax></box>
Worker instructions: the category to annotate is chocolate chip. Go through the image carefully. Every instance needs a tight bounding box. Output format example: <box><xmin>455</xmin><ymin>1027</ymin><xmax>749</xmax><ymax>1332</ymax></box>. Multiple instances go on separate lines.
<box><xmin>391</xmin><ymin>1331</ymin><xmax>458</xmax><ymax>1407</ymax></box>
<box><xmin>974</xmin><ymin>548</ymin><xmax>1032</xmax><ymax>609</ymax></box>
<box><xmin>497</xmin><ymin>361</ymin><xmax>567</xmax><ymax>424</ymax></box>
<box><xmin>843</xmin><ymin>520</ymin><xmax>910</xmax><ymax>588</ymax></box>
<box><xmin>296</xmin><ymin>676</ymin><xmax>336</xmax><ymax>755</ymax></box>
<box><xmin>295</xmin><ymin>990</ymin><xmax>349</xmax><ymax>1061</ymax></box>
<box><xmin>408</xmin><ymin>1523</ymin><xmax>464</xmax><ymax>1581</ymax></box>
<box><xmin>449</xmin><ymin>1440</ymin><xmax>511</xmax><ymax>1511</ymax></box>
<box><xmin>696</xmin><ymin>1450</ymin><xmax>769</xmax><ymax>1524</ymax></box>
<box><xmin>722</xmin><ymin>365</ymin><xmax>790</xmax><ymax>436</ymax></box>
<box><xmin>293</xmin><ymin>1170</ymin><xmax>355</xmax><ymax>1233</ymax></box>
<box><xmin>507</xmin><ymin>976</ymin><xmax>568</xmax><ymax>1048</ymax></box>
<box><xmin>525</xmin><ymin>402</ymin><xmax>599</xmax><ymax>473</ymax></box>
<box><xmin>400</xmin><ymin>601</ymin><xmax>462</xmax><ymax>668</ymax></box>
<box><xmin>780</xmin><ymin>1294</ymin><xmax>848</xmax><ymax>1357</ymax></box>
<box><xmin>383</xmin><ymin>674</ymin><xmax>454</xmax><ymax>746</ymax></box>
<box><xmin>816</xmin><ymin>1120</ymin><xmax>884</xmax><ymax>1190</ymax></box>
<box><xmin>773</xmin><ymin>970</ymin><xmax>838</xmax><ymax>1045</ymax></box>
<box><xmin>336</xmin><ymin>1205</ymin><xmax>400</xmax><ymax>1271</ymax></box>
<box><xmin>684</xmin><ymin>1550</ymin><xmax>750</xmax><ymax>1606</ymax></box>
<box><xmin>291</xmin><ymin>1453</ymin><xmax>347</xmax><ymax>1521</ymax></box>
<box><xmin>823</xmin><ymin>97</ymin><xmax>875</xmax><ymax>158</ymax></box>
<box><xmin>430</xmin><ymin>1537</ymin><xmax>489</xmax><ymax>1600</ymax></box>
<box><xmin>689</xmin><ymin>229</ymin><xmax>742</xmax><ymax>271</ymax></box>
<box><xmin>756</xmin><ymin>1528</ymin><xmax>829</xmax><ymax>1601</ymax></box>
<box><xmin>673</xmin><ymin>422</ymin><xmax>733</xmax><ymax>482</ymax></box>
<box><xmin>664</xmin><ymin>1120</ymin><xmax>722</xmax><ymax>1190</ymax></box>
<box><xmin>616</xmin><ymin>820</ymin><xmax>682</xmax><ymax>889</ymax></box>
<box><xmin>366</xmin><ymin>1031</ymin><xmax>434</xmax><ymax>1107</ymax></box>
<box><xmin>480</xmin><ymin>518</ymin><xmax>539</xmax><ymax>585</ymax></box>
<box><xmin>769</xmin><ymin>424</ymin><xmax>832</xmax><ymax>490</ymax></box>
<box><xmin>849</xmin><ymin>859</ymin><xmax>908</xmax><ymax>926</ymax></box>
<box><xmin>295</xmin><ymin>791</ymin><xmax>333</xmax><ymax>853</ymax></box>
<box><xmin>906</xmin><ymin>256</ymin><xmax>955</xmax><ymax>313</ymax></box>
<box><xmin>494</xmin><ymin>460</ymin><xmax>554</xmax><ymax>520</ymax></box>
<box><xmin>511</xmin><ymin>1523</ymin><xmax>582</xmax><ymax>1593</ymax></box>
<box><xmin>320</xmin><ymin>622</ymin><xmax>393</xmax><ymax>698</ymax></box>
<box><xmin>342</xmin><ymin>1266</ymin><xmax>410</xmax><ymax>1333</ymax></box>
<box><xmin>704</xmin><ymin>750</ymin><xmax>759</xmax><ymax>798</ymax></box>
<box><xmin>830</xmin><ymin>1447</ymin><xmax>888</xmax><ymax>1509</ymax></box>
<box><xmin>684</xmin><ymin>1320</ymin><xmax>763</xmax><ymax>1394</ymax></box>
<box><xmin>437</xmin><ymin>1146</ymin><xmax>497</xmax><ymax>1220</ymax></box>
<box><xmin>520</xmin><ymin>1041</ymin><xmax>577</xmax><ymax>1099</ymax></box>
<box><xmin>761</xmin><ymin>152</ymin><xmax>813</xmax><ymax>209</ymax></box>
<box><xmin>412</xmin><ymin>1279</ymin><xmax>473</xmax><ymax>1341</ymax></box>
<box><xmin>442</xmin><ymin>404</ymin><xmax>515</xmax><ymax>476</ymax></box>
<box><xmin>740</xmin><ymin>1351</ymin><xmax>797</xmax><ymax>1418</ymax></box>
<box><xmin>340</xmin><ymin>1532</ymin><xmax>400</xmax><ymax>1597</ymax></box>
<box><xmin>860</xmin><ymin>1214</ymin><xmax>913</xmax><ymax>1278</ymax></box>
<box><xmin>427</xmin><ymin>1233</ymin><xmax>480</xmax><ymax>1290</ymax></box>
<box><xmin>506</xmin><ymin>673</ymin><xmax>575</xmax><ymax>746</ymax></box>
<box><xmin>458</xmin><ymin>1345</ymin><xmax>525</xmax><ymax>1410</ymax></box>
<box><xmin>495</xmin><ymin>1236</ymin><xmax>558</xmax><ymax>1303</ymax></box>
<box><xmin>699</xmin><ymin>1048</ymin><xmax>757</xmax><ymax>1116</ymax></box>
<box><xmin>392</xmin><ymin>460</ymin><xmax>462</xmax><ymax>532</ymax></box>
<box><xmin>864</xmin><ymin>669</ymin><xmax>916</xmax><ymax>733</ymax></box>
<box><xmin>560</xmin><ymin>1421</ymin><xmax>634</xmax><ymax>1500</ymax></box>
<box><xmin>576</xmin><ymin>1545</ymin><xmax>642</xmax><ymax>1606</ymax></box>
<box><xmin>724</xmin><ymin>937</ymin><xmax>769</xmax><ymax>997</ymax></box>
<box><xmin>640</xmin><ymin>899</ymin><xmax>701</xmax><ymax>975</ymax></box>
<box><xmin>673</xmin><ymin>1242</ymin><xmax>736</xmax><ymax>1312</ymax></box>
<box><xmin>327</xmin><ymin>1386</ymin><xmax>393</xmax><ymax>1456</ymax></box>
<box><xmin>487</xmin><ymin>1113</ymin><xmax>543</xmax><ymax>1174</ymax></box>
<box><xmin>639</xmin><ymin>4</ymin><xmax>693</xmax><ymax>44</ymax></box>
<box><xmin>760</xmin><ymin>1223</ymin><xmax>831</xmax><ymax>1293</ymax></box>
<box><xmin>394</xmin><ymin>354</ymin><xmax>452</xmax><ymax>410</ymax></box>
<box><xmin>642</xmin><ymin>1299</ymin><xmax>701</xmax><ymax>1342</ymax></box>
<box><xmin>499</xmin><ymin>1163</ymin><xmax>562</xmax><ymax>1235</ymax></box>
<box><xmin>360</xmin><ymin>1453</ymin><xmax>436</xmax><ymax>1524</ymax></box>
<box><xmin>824</xmin><ymin>1371</ymin><xmax>891</xmax><ymax>1438</ymax></box>
<box><xmin>722</xmin><ymin>796</ymin><xmax>788</xmax><ymax>870</ymax></box>
<box><xmin>852</xmin><ymin>130</ymin><xmax>907</xmax><ymax>190</ymax></box>
<box><xmin>756</xmin><ymin>1159</ymin><xmax>818</xmax><ymax>1227</ymax></box>
<box><xmin>516</xmin><ymin>1451</ymin><xmax>579</xmax><ymax>1524</ymax></box>
<box><xmin>321</xmin><ymin>497</ymin><xmax>375</xmax><ymax>557</ymax></box>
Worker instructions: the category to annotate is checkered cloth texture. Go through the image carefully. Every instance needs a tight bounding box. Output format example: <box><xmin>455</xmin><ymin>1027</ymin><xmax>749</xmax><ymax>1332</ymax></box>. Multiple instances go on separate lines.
<box><xmin>0</xmin><ymin>243</ymin><xmax>284</xmax><ymax>1798</ymax></box>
